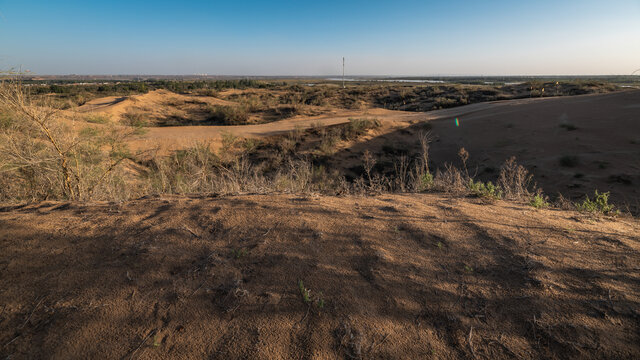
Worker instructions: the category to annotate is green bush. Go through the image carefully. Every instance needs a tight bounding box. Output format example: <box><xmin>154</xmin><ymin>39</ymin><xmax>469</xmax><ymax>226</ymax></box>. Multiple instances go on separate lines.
<box><xmin>468</xmin><ymin>179</ymin><xmax>502</xmax><ymax>199</ymax></box>
<box><xmin>576</xmin><ymin>190</ymin><xmax>617</xmax><ymax>215</ymax></box>
<box><xmin>530</xmin><ymin>194</ymin><xmax>549</xmax><ymax>208</ymax></box>
<box><xmin>417</xmin><ymin>172</ymin><xmax>434</xmax><ymax>191</ymax></box>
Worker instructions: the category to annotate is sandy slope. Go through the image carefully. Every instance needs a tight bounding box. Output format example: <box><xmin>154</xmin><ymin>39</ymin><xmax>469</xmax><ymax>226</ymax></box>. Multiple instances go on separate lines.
<box><xmin>75</xmin><ymin>89</ymin><xmax>235</xmax><ymax>121</ymax></box>
<box><xmin>426</xmin><ymin>90</ymin><xmax>640</xmax><ymax>207</ymax></box>
<box><xmin>1</xmin><ymin>194</ymin><xmax>639</xmax><ymax>359</ymax></box>
<box><xmin>129</xmin><ymin>107</ymin><xmax>424</xmax><ymax>151</ymax></box>
<box><xmin>76</xmin><ymin>89</ymin><xmax>640</xmax><ymax>208</ymax></box>
<box><xmin>322</xmin><ymin>90</ymin><xmax>640</xmax><ymax>211</ymax></box>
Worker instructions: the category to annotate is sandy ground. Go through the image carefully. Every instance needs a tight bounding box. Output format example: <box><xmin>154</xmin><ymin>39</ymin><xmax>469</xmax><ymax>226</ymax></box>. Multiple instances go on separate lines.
<box><xmin>1</xmin><ymin>194</ymin><xmax>639</xmax><ymax>359</ymax></box>
<box><xmin>424</xmin><ymin>90</ymin><xmax>640</xmax><ymax>208</ymax></box>
<box><xmin>322</xmin><ymin>90</ymin><xmax>640</xmax><ymax>211</ymax></box>
<box><xmin>129</xmin><ymin>107</ymin><xmax>423</xmax><ymax>152</ymax></box>
<box><xmin>75</xmin><ymin>89</ymin><xmax>640</xmax><ymax>208</ymax></box>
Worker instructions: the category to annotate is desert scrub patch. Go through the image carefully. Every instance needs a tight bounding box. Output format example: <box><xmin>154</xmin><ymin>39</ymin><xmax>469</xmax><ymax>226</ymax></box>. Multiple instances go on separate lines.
<box><xmin>206</xmin><ymin>104</ymin><xmax>249</xmax><ymax>125</ymax></box>
<box><xmin>530</xmin><ymin>193</ymin><xmax>549</xmax><ymax>208</ymax></box>
<box><xmin>122</xmin><ymin>112</ymin><xmax>149</xmax><ymax>127</ymax></box>
<box><xmin>468</xmin><ymin>179</ymin><xmax>502</xmax><ymax>200</ymax></box>
<box><xmin>317</xmin><ymin>128</ymin><xmax>341</xmax><ymax>155</ymax></box>
<box><xmin>342</xmin><ymin>118</ymin><xmax>380</xmax><ymax>140</ymax></box>
<box><xmin>0</xmin><ymin>111</ymin><xmax>18</xmax><ymax>129</ymax></box>
<box><xmin>559</xmin><ymin>155</ymin><xmax>579</xmax><ymax>167</ymax></box>
<box><xmin>84</xmin><ymin>113</ymin><xmax>110</xmax><ymax>124</ymax></box>
<box><xmin>79</xmin><ymin>126</ymin><xmax>102</xmax><ymax>138</ymax></box>
<box><xmin>277</xmin><ymin>137</ymin><xmax>297</xmax><ymax>154</ymax></box>
<box><xmin>576</xmin><ymin>190</ymin><xmax>618</xmax><ymax>215</ymax></box>
<box><xmin>240</xmin><ymin>138</ymin><xmax>261</xmax><ymax>154</ymax></box>
<box><xmin>417</xmin><ymin>172</ymin><xmax>434</xmax><ymax>192</ymax></box>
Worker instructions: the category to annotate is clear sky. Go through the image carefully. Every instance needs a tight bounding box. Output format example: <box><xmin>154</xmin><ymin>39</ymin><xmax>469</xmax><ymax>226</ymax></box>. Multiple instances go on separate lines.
<box><xmin>0</xmin><ymin>0</ymin><xmax>639</xmax><ymax>76</ymax></box>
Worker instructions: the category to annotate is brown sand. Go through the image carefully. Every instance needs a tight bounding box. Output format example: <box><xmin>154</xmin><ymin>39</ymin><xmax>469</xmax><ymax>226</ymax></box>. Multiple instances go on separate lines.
<box><xmin>324</xmin><ymin>90</ymin><xmax>640</xmax><ymax>210</ymax></box>
<box><xmin>1</xmin><ymin>194</ymin><xmax>639</xmax><ymax>359</ymax></box>
<box><xmin>74</xmin><ymin>89</ymin><xmax>640</xmax><ymax>209</ymax></box>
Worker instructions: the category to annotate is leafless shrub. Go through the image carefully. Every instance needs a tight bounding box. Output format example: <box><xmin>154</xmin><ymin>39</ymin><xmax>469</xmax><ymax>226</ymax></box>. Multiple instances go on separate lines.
<box><xmin>498</xmin><ymin>156</ymin><xmax>536</xmax><ymax>200</ymax></box>
<box><xmin>0</xmin><ymin>78</ymin><xmax>134</xmax><ymax>201</ymax></box>
<box><xmin>362</xmin><ymin>150</ymin><xmax>376</xmax><ymax>184</ymax></box>
<box><xmin>458</xmin><ymin>147</ymin><xmax>470</xmax><ymax>178</ymax></box>
<box><xmin>318</xmin><ymin>128</ymin><xmax>340</xmax><ymax>155</ymax></box>
<box><xmin>393</xmin><ymin>155</ymin><xmax>410</xmax><ymax>192</ymax></box>
<box><xmin>409</xmin><ymin>131</ymin><xmax>434</xmax><ymax>192</ymax></box>
<box><xmin>433</xmin><ymin>164</ymin><xmax>468</xmax><ymax>194</ymax></box>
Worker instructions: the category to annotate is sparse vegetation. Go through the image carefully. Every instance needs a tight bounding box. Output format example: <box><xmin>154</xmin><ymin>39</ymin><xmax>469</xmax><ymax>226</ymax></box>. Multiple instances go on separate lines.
<box><xmin>530</xmin><ymin>193</ymin><xmax>549</xmax><ymax>208</ymax></box>
<box><xmin>298</xmin><ymin>280</ymin><xmax>325</xmax><ymax>309</ymax></box>
<box><xmin>231</xmin><ymin>248</ymin><xmax>247</xmax><ymax>259</ymax></box>
<box><xmin>342</xmin><ymin>118</ymin><xmax>380</xmax><ymax>140</ymax></box>
<box><xmin>207</xmin><ymin>105</ymin><xmax>249</xmax><ymax>125</ymax></box>
<box><xmin>84</xmin><ymin>113</ymin><xmax>110</xmax><ymax>124</ymax></box>
<box><xmin>298</xmin><ymin>280</ymin><xmax>311</xmax><ymax>303</ymax></box>
<box><xmin>576</xmin><ymin>190</ymin><xmax>617</xmax><ymax>215</ymax></box>
<box><xmin>0</xmin><ymin>78</ymin><xmax>135</xmax><ymax>201</ymax></box>
<box><xmin>468</xmin><ymin>179</ymin><xmax>502</xmax><ymax>200</ymax></box>
<box><xmin>122</xmin><ymin>111</ymin><xmax>149</xmax><ymax>127</ymax></box>
<box><xmin>0</xmin><ymin>75</ymin><xmax>633</xmax><ymax>217</ymax></box>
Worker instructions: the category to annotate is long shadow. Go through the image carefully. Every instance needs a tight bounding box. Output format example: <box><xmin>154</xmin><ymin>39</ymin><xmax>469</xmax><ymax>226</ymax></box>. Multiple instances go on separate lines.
<box><xmin>1</xmin><ymin>197</ymin><xmax>639</xmax><ymax>359</ymax></box>
<box><xmin>328</xmin><ymin>90</ymin><xmax>640</xmax><ymax>215</ymax></box>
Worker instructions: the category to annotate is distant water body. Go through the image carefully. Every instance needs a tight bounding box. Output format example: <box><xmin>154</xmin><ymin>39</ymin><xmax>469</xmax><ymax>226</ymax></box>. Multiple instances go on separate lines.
<box><xmin>326</xmin><ymin>78</ymin><xmax>445</xmax><ymax>84</ymax></box>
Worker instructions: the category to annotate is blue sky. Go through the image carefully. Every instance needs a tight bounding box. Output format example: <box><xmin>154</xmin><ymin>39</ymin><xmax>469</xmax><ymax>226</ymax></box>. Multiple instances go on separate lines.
<box><xmin>0</xmin><ymin>0</ymin><xmax>639</xmax><ymax>75</ymax></box>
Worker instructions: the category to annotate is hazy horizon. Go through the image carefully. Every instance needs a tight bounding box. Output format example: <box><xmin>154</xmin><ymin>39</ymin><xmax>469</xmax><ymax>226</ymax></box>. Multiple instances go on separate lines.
<box><xmin>1</xmin><ymin>0</ymin><xmax>639</xmax><ymax>76</ymax></box>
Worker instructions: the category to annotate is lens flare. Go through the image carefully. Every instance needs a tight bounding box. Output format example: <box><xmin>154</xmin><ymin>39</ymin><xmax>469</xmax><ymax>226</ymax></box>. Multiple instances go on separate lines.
<box><xmin>455</xmin><ymin>117</ymin><xmax>459</xmax><ymax>127</ymax></box>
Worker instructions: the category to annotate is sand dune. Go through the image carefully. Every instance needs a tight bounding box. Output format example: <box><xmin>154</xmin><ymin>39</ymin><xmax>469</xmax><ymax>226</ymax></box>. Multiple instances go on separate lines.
<box><xmin>76</xmin><ymin>89</ymin><xmax>236</xmax><ymax>121</ymax></box>
<box><xmin>78</xmin><ymin>89</ymin><xmax>640</xmax><ymax>208</ymax></box>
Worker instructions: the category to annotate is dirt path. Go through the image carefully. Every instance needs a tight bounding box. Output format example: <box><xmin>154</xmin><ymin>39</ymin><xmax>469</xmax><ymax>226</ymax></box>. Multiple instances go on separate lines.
<box><xmin>1</xmin><ymin>194</ymin><xmax>639</xmax><ymax>359</ymax></box>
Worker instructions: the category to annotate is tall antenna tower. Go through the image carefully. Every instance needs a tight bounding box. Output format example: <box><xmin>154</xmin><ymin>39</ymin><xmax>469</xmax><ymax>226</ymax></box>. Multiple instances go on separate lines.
<box><xmin>342</xmin><ymin>57</ymin><xmax>345</xmax><ymax>88</ymax></box>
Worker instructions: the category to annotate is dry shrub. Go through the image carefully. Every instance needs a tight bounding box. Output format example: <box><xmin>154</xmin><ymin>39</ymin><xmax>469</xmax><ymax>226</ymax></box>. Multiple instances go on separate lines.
<box><xmin>0</xmin><ymin>78</ymin><xmax>135</xmax><ymax>202</ymax></box>
<box><xmin>318</xmin><ymin>128</ymin><xmax>341</xmax><ymax>155</ymax></box>
<box><xmin>143</xmin><ymin>143</ymin><xmax>334</xmax><ymax>196</ymax></box>
<box><xmin>498</xmin><ymin>156</ymin><xmax>536</xmax><ymax>200</ymax></box>
<box><xmin>206</xmin><ymin>104</ymin><xmax>249</xmax><ymax>125</ymax></box>
<box><xmin>1</xmin><ymin>78</ymin><xmax>557</xmax><ymax>206</ymax></box>
<box><xmin>122</xmin><ymin>110</ymin><xmax>149</xmax><ymax>127</ymax></box>
<box><xmin>342</xmin><ymin>118</ymin><xmax>380</xmax><ymax>140</ymax></box>
<box><xmin>433</xmin><ymin>164</ymin><xmax>468</xmax><ymax>194</ymax></box>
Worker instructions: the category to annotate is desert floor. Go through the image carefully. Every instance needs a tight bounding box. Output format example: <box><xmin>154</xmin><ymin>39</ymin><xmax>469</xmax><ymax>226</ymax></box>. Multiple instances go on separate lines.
<box><xmin>1</xmin><ymin>194</ymin><xmax>639</xmax><ymax>359</ymax></box>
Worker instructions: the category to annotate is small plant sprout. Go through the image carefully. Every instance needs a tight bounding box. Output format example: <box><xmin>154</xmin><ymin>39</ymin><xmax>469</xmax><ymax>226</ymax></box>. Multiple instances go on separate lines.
<box><xmin>464</xmin><ymin>265</ymin><xmax>474</xmax><ymax>273</ymax></box>
<box><xmin>153</xmin><ymin>334</ymin><xmax>161</xmax><ymax>347</ymax></box>
<box><xmin>231</xmin><ymin>248</ymin><xmax>247</xmax><ymax>259</ymax></box>
<box><xmin>530</xmin><ymin>193</ymin><xmax>549</xmax><ymax>209</ymax></box>
<box><xmin>298</xmin><ymin>280</ymin><xmax>311</xmax><ymax>303</ymax></box>
<box><xmin>298</xmin><ymin>280</ymin><xmax>325</xmax><ymax>308</ymax></box>
<box><xmin>316</xmin><ymin>293</ymin><xmax>325</xmax><ymax>309</ymax></box>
